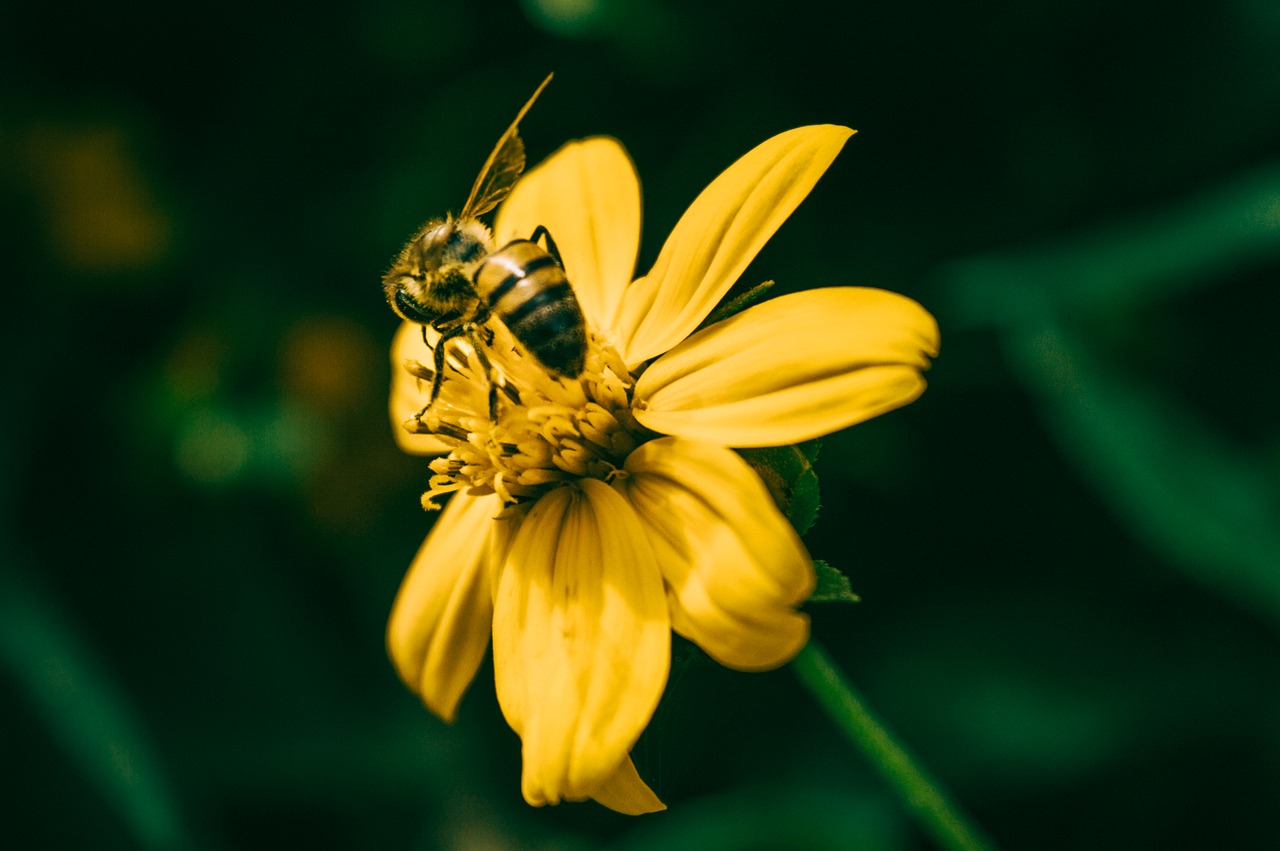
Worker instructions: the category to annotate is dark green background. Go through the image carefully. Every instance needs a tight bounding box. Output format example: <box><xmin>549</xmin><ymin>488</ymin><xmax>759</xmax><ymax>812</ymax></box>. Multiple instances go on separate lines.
<box><xmin>3</xmin><ymin>0</ymin><xmax>1278</xmax><ymax>848</ymax></box>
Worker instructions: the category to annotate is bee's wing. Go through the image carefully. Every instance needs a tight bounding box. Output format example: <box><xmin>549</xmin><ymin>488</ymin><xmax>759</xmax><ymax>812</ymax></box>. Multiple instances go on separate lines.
<box><xmin>459</xmin><ymin>73</ymin><xmax>553</xmax><ymax>221</ymax></box>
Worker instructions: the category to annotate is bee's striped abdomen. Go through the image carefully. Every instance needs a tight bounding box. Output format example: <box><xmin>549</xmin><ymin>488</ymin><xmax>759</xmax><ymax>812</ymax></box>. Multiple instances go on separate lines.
<box><xmin>475</xmin><ymin>239</ymin><xmax>587</xmax><ymax>377</ymax></box>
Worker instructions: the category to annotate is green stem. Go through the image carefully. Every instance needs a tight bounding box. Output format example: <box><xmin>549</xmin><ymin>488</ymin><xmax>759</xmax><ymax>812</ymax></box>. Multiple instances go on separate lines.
<box><xmin>791</xmin><ymin>641</ymin><xmax>998</xmax><ymax>851</ymax></box>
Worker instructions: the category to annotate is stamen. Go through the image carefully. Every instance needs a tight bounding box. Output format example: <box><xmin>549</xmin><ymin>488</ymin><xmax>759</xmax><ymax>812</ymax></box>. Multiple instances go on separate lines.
<box><xmin>403</xmin><ymin>359</ymin><xmax>435</xmax><ymax>381</ymax></box>
<box><xmin>499</xmin><ymin>382</ymin><xmax>521</xmax><ymax>405</ymax></box>
<box><xmin>517</xmin><ymin>468</ymin><xmax>568</xmax><ymax>486</ymax></box>
<box><xmin>402</xmin><ymin>331</ymin><xmax>651</xmax><ymax>510</ymax></box>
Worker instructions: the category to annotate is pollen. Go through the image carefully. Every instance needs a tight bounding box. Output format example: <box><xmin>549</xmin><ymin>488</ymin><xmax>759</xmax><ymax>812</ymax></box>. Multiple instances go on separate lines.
<box><xmin>404</xmin><ymin>327</ymin><xmax>651</xmax><ymax>510</ymax></box>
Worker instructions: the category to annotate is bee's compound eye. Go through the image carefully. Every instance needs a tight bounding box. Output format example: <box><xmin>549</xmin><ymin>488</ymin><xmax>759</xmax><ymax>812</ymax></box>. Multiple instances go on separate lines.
<box><xmin>430</xmin><ymin>221</ymin><xmax>455</xmax><ymax>244</ymax></box>
<box><xmin>393</xmin><ymin>287</ymin><xmax>437</xmax><ymax>325</ymax></box>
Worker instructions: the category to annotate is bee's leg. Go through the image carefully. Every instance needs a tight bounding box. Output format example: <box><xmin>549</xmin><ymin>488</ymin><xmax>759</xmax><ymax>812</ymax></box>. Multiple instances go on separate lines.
<box><xmin>466</xmin><ymin>326</ymin><xmax>500</xmax><ymax>420</ymax></box>
<box><xmin>529</xmin><ymin>225</ymin><xmax>564</xmax><ymax>268</ymax></box>
<box><xmin>420</xmin><ymin>324</ymin><xmax>469</xmax><ymax>416</ymax></box>
<box><xmin>472</xmin><ymin>305</ymin><xmax>496</xmax><ymax>347</ymax></box>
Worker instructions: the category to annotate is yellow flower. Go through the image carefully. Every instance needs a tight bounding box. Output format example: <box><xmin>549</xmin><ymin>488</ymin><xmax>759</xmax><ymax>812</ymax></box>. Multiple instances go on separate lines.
<box><xmin>386</xmin><ymin>125</ymin><xmax>939</xmax><ymax>814</ymax></box>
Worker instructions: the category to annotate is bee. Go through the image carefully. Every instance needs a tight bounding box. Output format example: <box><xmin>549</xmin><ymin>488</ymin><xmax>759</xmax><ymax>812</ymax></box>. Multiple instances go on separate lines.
<box><xmin>383</xmin><ymin>74</ymin><xmax>586</xmax><ymax>419</ymax></box>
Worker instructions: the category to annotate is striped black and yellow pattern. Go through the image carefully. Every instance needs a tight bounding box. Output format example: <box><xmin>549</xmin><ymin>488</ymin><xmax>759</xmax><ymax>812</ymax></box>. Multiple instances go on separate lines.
<box><xmin>475</xmin><ymin>239</ymin><xmax>587</xmax><ymax>377</ymax></box>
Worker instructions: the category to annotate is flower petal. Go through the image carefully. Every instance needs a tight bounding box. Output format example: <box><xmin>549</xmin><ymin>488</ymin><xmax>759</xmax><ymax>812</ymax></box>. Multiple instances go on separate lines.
<box><xmin>389</xmin><ymin>320</ymin><xmax>451</xmax><ymax>455</ymax></box>
<box><xmin>589</xmin><ymin>755</ymin><xmax>666</xmax><ymax>815</ymax></box>
<box><xmin>493</xmin><ymin>479</ymin><xmax>670</xmax><ymax>807</ymax></box>
<box><xmin>386</xmin><ymin>493</ymin><xmax>500</xmax><ymax>723</ymax></box>
<box><xmin>615</xmin><ymin>125</ymin><xmax>854</xmax><ymax>366</ymax></box>
<box><xmin>632</xmin><ymin>287</ymin><xmax>939</xmax><ymax>447</ymax></box>
<box><xmin>494</xmin><ymin>137</ymin><xmax>641</xmax><ymax>335</ymax></box>
<box><xmin>616</xmin><ymin>437</ymin><xmax>814</xmax><ymax>670</ymax></box>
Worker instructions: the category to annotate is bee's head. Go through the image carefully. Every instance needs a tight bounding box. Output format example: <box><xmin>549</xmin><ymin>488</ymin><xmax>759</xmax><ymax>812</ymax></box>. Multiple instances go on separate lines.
<box><xmin>387</xmin><ymin>283</ymin><xmax>436</xmax><ymax>324</ymax></box>
<box><xmin>382</xmin><ymin>223</ymin><xmax>452</xmax><ymax>324</ymax></box>
<box><xmin>414</xmin><ymin>220</ymin><xmax>456</xmax><ymax>270</ymax></box>
<box><xmin>382</xmin><ymin>216</ymin><xmax>489</xmax><ymax>325</ymax></box>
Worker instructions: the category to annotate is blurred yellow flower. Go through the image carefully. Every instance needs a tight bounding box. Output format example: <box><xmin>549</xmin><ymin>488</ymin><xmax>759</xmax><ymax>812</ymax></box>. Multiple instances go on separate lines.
<box><xmin>386</xmin><ymin>125</ymin><xmax>939</xmax><ymax>813</ymax></box>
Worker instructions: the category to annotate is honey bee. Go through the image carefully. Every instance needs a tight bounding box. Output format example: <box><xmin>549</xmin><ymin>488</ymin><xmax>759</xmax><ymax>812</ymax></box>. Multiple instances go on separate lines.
<box><xmin>384</xmin><ymin>74</ymin><xmax>586</xmax><ymax>419</ymax></box>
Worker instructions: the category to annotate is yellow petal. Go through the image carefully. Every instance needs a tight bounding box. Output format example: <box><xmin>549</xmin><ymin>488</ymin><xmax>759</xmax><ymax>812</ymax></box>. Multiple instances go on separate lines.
<box><xmin>589</xmin><ymin>755</ymin><xmax>666</xmax><ymax>815</ymax></box>
<box><xmin>494</xmin><ymin>137</ymin><xmax>641</xmax><ymax>335</ymax></box>
<box><xmin>493</xmin><ymin>479</ymin><xmax>670</xmax><ymax>807</ymax></box>
<box><xmin>386</xmin><ymin>493</ymin><xmax>500</xmax><ymax>723</ymax></box>
<box><xmin>617</xmin><ymin>437</ymin><xmax>814</xmax><ymax>671</ymax></box>
<box><xmin>389</xmin><ymin>320</ymin><xmax>451</xmax><ymax>456</ymax></box>
<box><xmin>615</xmin><ymin>125</ymin><xmax>854</xmax><ymax>366</ymax></box>
<box><xmin>632</xmin><ymin>288</ymin><xmax>939</xmax><ymax>447</ymax></box>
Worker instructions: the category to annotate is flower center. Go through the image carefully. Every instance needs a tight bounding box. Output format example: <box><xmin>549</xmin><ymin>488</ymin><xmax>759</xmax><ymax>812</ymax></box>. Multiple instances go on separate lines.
<box><xmin>400</xmin><ymin>326</ymin><xmax>650</xmax><ymax>509</ymax></box>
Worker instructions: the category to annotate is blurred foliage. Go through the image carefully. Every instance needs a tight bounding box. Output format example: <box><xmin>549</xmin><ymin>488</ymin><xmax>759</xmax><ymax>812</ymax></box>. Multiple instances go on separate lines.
<box><xmin>3</xmin><ymin>0</ymin><xmax>1279</xmax><ymax>849</ymax></box>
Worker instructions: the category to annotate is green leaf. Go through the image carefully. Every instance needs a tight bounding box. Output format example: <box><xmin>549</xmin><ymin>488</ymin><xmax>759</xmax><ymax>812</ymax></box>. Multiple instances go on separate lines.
<box><xmin>1008</xmin><ymin>324</ymin><xmax>1280</xmax><ymax>625</ymax></box>
<box><xmin>0</xmin><ymin>563</ymin><xmax>192</xmax><ymax>850</ymax></box>
<box><xmin>945</xmin><ymin>162</ymin><xmax>1280</xmax><ymax>331</ymax></box>
<box><xmin>697</xmin><ymin>280</ymin><xmax>777</xmax><ymax>330</ymax></box>
<box><xmin>809</xmin><ymin>559</ymin><xmax>860</xmax><ymax>604</ymax></box>
<box><xmin>738</xmin><ymin>438</ymin><xmax>822</xmax><ymax>535</ymax></box>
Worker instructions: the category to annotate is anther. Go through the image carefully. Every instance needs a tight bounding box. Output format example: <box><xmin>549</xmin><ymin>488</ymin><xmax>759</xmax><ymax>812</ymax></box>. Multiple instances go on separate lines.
<box><xmin>429</xmin><ymin>421</ymin><xmax>470</xmax><ymax>441</ymax></box>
